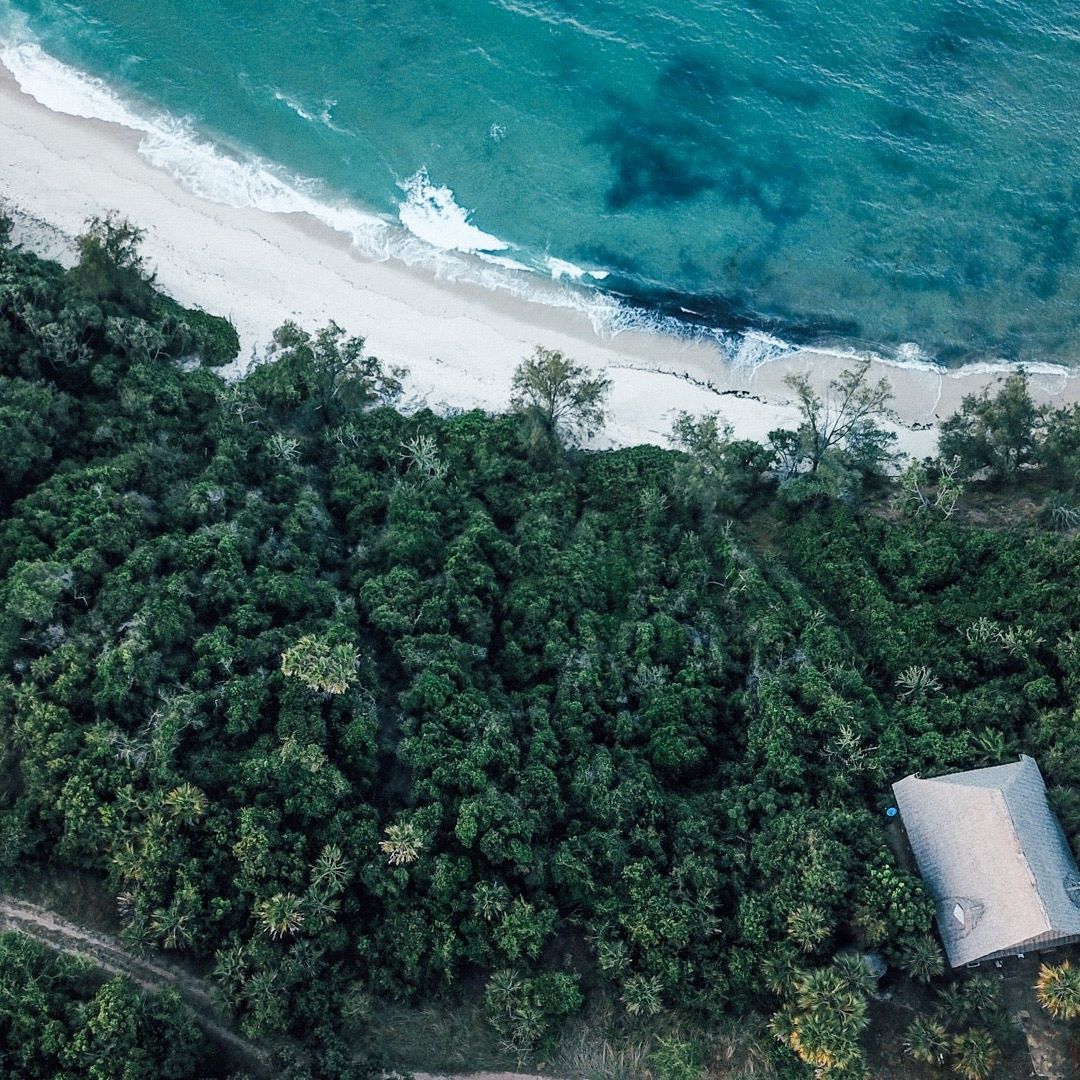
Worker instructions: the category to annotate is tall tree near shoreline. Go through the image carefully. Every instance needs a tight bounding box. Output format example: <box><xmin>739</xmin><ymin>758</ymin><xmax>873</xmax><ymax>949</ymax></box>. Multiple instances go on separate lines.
<box><xmin>70</xmin><ymin>211</ymin><xmax>157</xmax><ymax>314</ymax></box>
<box><xmin>252</xmin><ymin>320</ymin><xmax>404</xmax><ymax>429</ymax></box>
<box><xmin>938</xmin><ymin>370</ymin><xmax>1044</xmax><ymax>483</ymax></box>
<box><xmin>773</xmin><ymin>359</ymin><xmax>897</xmax><ymax>477</ymax></box>
<box><xmin>669</xmin><ymin>410</ymin><xmax>775</xmax><ymax>516</ymax></box>
<box><xmin>510</xmin><ymin>346</ymin><xmax>611</xmax><ymax>445</ymax></box>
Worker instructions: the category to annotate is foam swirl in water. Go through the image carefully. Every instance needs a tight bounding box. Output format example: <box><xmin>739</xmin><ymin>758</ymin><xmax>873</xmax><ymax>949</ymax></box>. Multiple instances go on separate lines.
<box><xmin>397</xmin><ymin>168</ymin><xmax>510</xmax><ymax>255</ymax></box>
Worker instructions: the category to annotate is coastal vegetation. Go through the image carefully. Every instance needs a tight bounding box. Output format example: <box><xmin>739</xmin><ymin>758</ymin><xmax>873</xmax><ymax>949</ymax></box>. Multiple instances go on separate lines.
<box><xmin>2</xmin><ymin>214</ymin><xmax>1080</xmax><ymax>1076</ymax></box>
<box><xmin>0</xmin><ymin>930</ymin><xmax>215</xmax><ymax>1078</ymax></box>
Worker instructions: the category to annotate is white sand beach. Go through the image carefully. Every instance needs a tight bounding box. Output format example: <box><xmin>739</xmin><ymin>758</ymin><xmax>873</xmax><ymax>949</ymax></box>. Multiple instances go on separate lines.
<box><xmin>2</xmin><ymin>59</ymin><xmax>1079</xmax><ymax>459</ymax></box>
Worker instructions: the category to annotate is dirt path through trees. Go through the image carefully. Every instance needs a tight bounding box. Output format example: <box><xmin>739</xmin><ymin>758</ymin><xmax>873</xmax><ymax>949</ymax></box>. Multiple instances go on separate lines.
<box><xmin>0</xmin><ymin>893</ymin><xmax>274</xmax><ymax>1078</ymax></box>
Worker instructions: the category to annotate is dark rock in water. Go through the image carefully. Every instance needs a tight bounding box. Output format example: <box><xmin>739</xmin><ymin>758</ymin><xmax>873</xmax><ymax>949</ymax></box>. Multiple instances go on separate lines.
<box><xmin>594</xmin><ymin>271</ymin><xmax>862</xmax><ymax>345</ymax></box>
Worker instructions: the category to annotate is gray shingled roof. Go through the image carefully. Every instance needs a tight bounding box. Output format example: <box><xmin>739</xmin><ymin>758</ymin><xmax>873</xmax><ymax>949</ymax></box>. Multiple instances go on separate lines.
<box><xmin>892</xmin><ymin>756</ymin><xmax>1080</xmax><ymax>967</ymax></box>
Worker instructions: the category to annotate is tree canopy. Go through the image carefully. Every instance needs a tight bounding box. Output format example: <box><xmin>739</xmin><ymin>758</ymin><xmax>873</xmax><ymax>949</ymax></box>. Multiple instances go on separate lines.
<box><xmin>0</xmin><ymin>932</ymin><xmax>214</xmax><ymax>1079</ymax></box>
<box><xmin>509</xmin><ymin>345</ymin><xmax>611</xmax><ymax>444</ymax></box>
<box><xmin>939</xmin><ymin>370</ymin><xmax>1045</xmax><ymax>482</ymax></box>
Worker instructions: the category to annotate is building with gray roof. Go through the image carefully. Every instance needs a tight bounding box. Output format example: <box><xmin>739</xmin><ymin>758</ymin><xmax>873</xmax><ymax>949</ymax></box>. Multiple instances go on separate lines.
<box><xmin>892</xmin><ymin>755</ymin><xmax>1080</xmax><ymax>967</ymax></box>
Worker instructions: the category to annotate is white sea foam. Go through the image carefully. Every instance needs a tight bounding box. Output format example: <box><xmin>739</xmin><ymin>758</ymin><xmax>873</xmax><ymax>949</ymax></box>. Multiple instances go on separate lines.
<box><xmin>273</xmin><ymin>89</ymin><xmax>316</xmax><ymax>123</ymax></box>
<box><xmin>1</xmin><ymin>41</ymin><xmax>390</xmax><ymax>246</ymax></box>
<box><xmin>479</xmin><ymin>252</ymin><xmax>533</xmax><ymax>271</ymax></box>
<box><xmin>397</xmin><ymin>168</ymin><xmax>509</xmax><ymax>254</ymax></box>
<box><xmin>895</xmin><ymin>341</ymin><xmax>927</xmax><ymax>365</ymax></box>
<box><xmin>0</xmin><ymin>35</ymin><xmax>901</xmax><ymax>369</ymax></box>
<box><xmin>547</xmin><ymin>256</ymin><xmax>585</xmax><ymax>281</ymax></box>
<box><xmin>1</xmin><ymin>39</ymin><xmax>148</xmax><ymax>128</ymax></box>
<box><xmin>787</xmin><ymin>340</ymin><xmax>1074</xmax><ymax>381</ymax></box>
<box><xmin>493</xmin><ymin>0</ymin><xmax>632</xmax><ymax>47</ymax></box>
<box><xmin>723</xmin><ymin>330</ymin><xmax>798</xmax><ymax>369</ymax></box>
<box><xmin>138</xmin><ymin>130</ymin><xmax>402</xmax><ymax>255</ymax></box>
<box><xmin>273</xmin><ymin>88</ymin><xmax>340</xmax><ymax>131</ymax></box>
<box><xmin>547</xmin><ymin>256</ymin><xmax>610</xmax><ymax>283</ymax></box>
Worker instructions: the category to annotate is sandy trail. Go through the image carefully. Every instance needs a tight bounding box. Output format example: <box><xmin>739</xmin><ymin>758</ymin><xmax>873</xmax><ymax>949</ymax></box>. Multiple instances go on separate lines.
<box><xmin>0</xmin><ymin>893</ymin><xmax>275</xmax><ymax>1077</ymax></box>
<box><xmin>0</xmin><ymin>893</ymin><xmax>562</xmax><ymax>1080</ymax></box>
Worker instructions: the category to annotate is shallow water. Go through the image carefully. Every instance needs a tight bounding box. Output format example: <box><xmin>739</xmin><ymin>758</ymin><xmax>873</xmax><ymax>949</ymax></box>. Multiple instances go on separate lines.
<box><xmin>3</xmin><ymin>0</ymin><xmax>1080</xmax><ymax>365</ymax></box>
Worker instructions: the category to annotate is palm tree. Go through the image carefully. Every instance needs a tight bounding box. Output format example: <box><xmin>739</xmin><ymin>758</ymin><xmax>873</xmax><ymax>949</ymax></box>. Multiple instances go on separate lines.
<box><xmin>895</xmin><ymin>664</ymin><xmax>942</xmax><ymax>701</ymax></box>
<box><xmin>621</xmin><ymin>973</ymin><xmax>664</xmax><ymax>1017</ymax></box>
<box><xmin>301</xmin><ymin>888</ymin><xmax>339</xmax><ymax>931</ymax></box>
<box><xmin>310</xmin><ymin>842</ymin><xmax>350</xmax><ymax>894</ymax></box>
<box><xmin>285</xmin><ymin>938</ymin><xmax>325</xmax><ymax>977</ymax></box>
<box><xmin>485</xmin><ymin>968</ymin><xmax>523</xmax><ymax>1016</ymax></box>
<box><xmin>379</xmin><ymin>821</ymin><xmax>425</xmax><ymax>866</ymax></box>
<box><xmin>972</xmin><ymin>727</ymin><xmax>1015</xmax><ymax>766</ymax></box>
<box><xmin>212</xmin><ymin>943</ymin><xmax>249</xmax><ymax>995</ymax></box>
<box><xmin>280</xmin><ymin>634</ymin><xmax>359</xmax><ymax>694</ymax></box>
<box><xmin>788</xmin><ymin>1009</ymin><xmax>861</xmax><ymax>1071</ymax></box>
<box><xmin>795</xmin><ymin>967</ymin><xmax>865</xmax><ymax>1028</ymax></box>
<box><xmin>241</xmin><ymin>967</ymin><xmax>285</xmax><ymax>1038</ymax></box>
<box><xmin>786</xmin><ymin>903</ymin><xmax>832</xmax><ymax>953</ymax></box>
<box><xmin>111</xmin><ymin>841</ymin><xmax>144</xmax><ymax>885</ymax></box>
<box><xmin>904</xmin><ymin>1015</ymin><xmax>950</xmax><ymax>1066</ymax></box>
<box><xmin>1036</xmin><ymin>960</ymin><xmax>1080</xmax><ymax>1020</ymax></box>
<box><xmin>150</xmin><ymin>904</ymin><xmax>194</xmax><ymax>950</ymax></box>
<box><xmin>899</xmin><ymin>933</ymin><xmax>945</xmax><ymax>984</ymax></box>
<box><xmin>787</xmin><ymin>963</ymin><xmax>869</xmax><ymax>1074</ymax></box>
<box><xmin>961</xmin><ymin>974</ymin><xmax>1002</xmax><ymax>1018</ymax></box>
<box><xmin>937</xmin><ymin>981</ymin><xmax>970</xmax><ymax>1022</ymax></box>
<box><xmin>163</xmin><ymin>782</ymin><xmax>208</xmax><ymax>825</ymax></box>
<box><xmin>594</xmin><ymin>936</ymin><xmax>630</xmax><ymax>977</ymax></box>
<box><xmin>832</xmin><ymin>952</ymin><xmax>877</xmax><ymax>997</ymax></box>
<box><xmin>951</xmin><ymin>1028</ymin><xmax>999</xmax><ymax>1080</ymax></box>
<box><xmin>767</xmin><ymin>1004</ymin><xmax>797</xmax><ymax>1047</ymax></box>
<box><xmin>762</xmin><ymin>945</ymin><xmax>804</xmax><ymax>997</ymax></box>
<box><xmin>255</xmin><ymin>892</ymin><xmax>305</xmax><ymax>939</ymax></box>
<box><xmin>473</xmin><ymin>879</ymin><xmax>510</xmax><ymax>923</ymax></box>
<box><xmin>504</xmin><ymin>997</ymin><xmax>545</xmax><ymax>1059</ymax></box>
<box><xmin>266</xmin><ymin>431</ymin><xmax>301</xmax><ymax>465</ymax></box>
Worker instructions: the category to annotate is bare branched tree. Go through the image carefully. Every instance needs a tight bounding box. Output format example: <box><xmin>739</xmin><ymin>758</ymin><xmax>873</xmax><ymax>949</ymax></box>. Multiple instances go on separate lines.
<box><xmin>780</xmin><ymin>360</ymin><xmax>897</xmax><ymax>474</ymax></box>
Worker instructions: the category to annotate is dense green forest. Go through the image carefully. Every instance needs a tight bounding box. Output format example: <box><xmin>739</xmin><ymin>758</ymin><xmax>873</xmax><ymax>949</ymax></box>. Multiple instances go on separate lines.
<box><xmin>2</xmin><ymin>213</ymin><xmax>1080</xmax><ymax>1078</ymax></box>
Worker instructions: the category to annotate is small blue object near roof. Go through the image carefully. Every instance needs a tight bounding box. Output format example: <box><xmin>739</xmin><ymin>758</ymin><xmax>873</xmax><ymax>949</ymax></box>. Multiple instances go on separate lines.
<box><xmin>886</xmin><ymin>807</ymin><xmax>898</xmax><ymax>818</ymax></box>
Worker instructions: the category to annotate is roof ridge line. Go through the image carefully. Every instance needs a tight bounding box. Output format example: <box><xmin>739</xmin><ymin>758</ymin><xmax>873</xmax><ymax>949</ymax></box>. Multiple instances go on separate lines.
<box><xmin>994</xmin><ymin>786</ymin><xmax>1053</xmax><ymax>933</ymax></box>
<box><xmin>998</xmin><ymin>753</ymin><xmax>1030</xmax><ymax>793</ymax></box>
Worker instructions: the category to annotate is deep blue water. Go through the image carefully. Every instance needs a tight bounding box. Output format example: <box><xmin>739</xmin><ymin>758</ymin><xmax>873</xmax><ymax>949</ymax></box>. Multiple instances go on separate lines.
<box><xmin>4</xmin><ymin>0</ymin><xmax>1080</xmax><ymax>364</ymax></box>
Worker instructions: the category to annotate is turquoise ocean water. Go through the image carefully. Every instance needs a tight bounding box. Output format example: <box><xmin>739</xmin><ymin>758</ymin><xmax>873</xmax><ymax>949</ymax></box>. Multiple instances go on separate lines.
<box><xmin>3</xmin><ymin>0</ymin><xmax>1080</xmax><ymax>366</ymax></box>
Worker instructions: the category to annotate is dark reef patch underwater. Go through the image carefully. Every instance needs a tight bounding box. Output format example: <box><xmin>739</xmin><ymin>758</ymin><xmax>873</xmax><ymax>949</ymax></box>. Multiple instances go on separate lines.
<box><xmin>4</xmin><ymin>0</ymin><xmax>1080</xmax><ymax>364</ymax></box>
